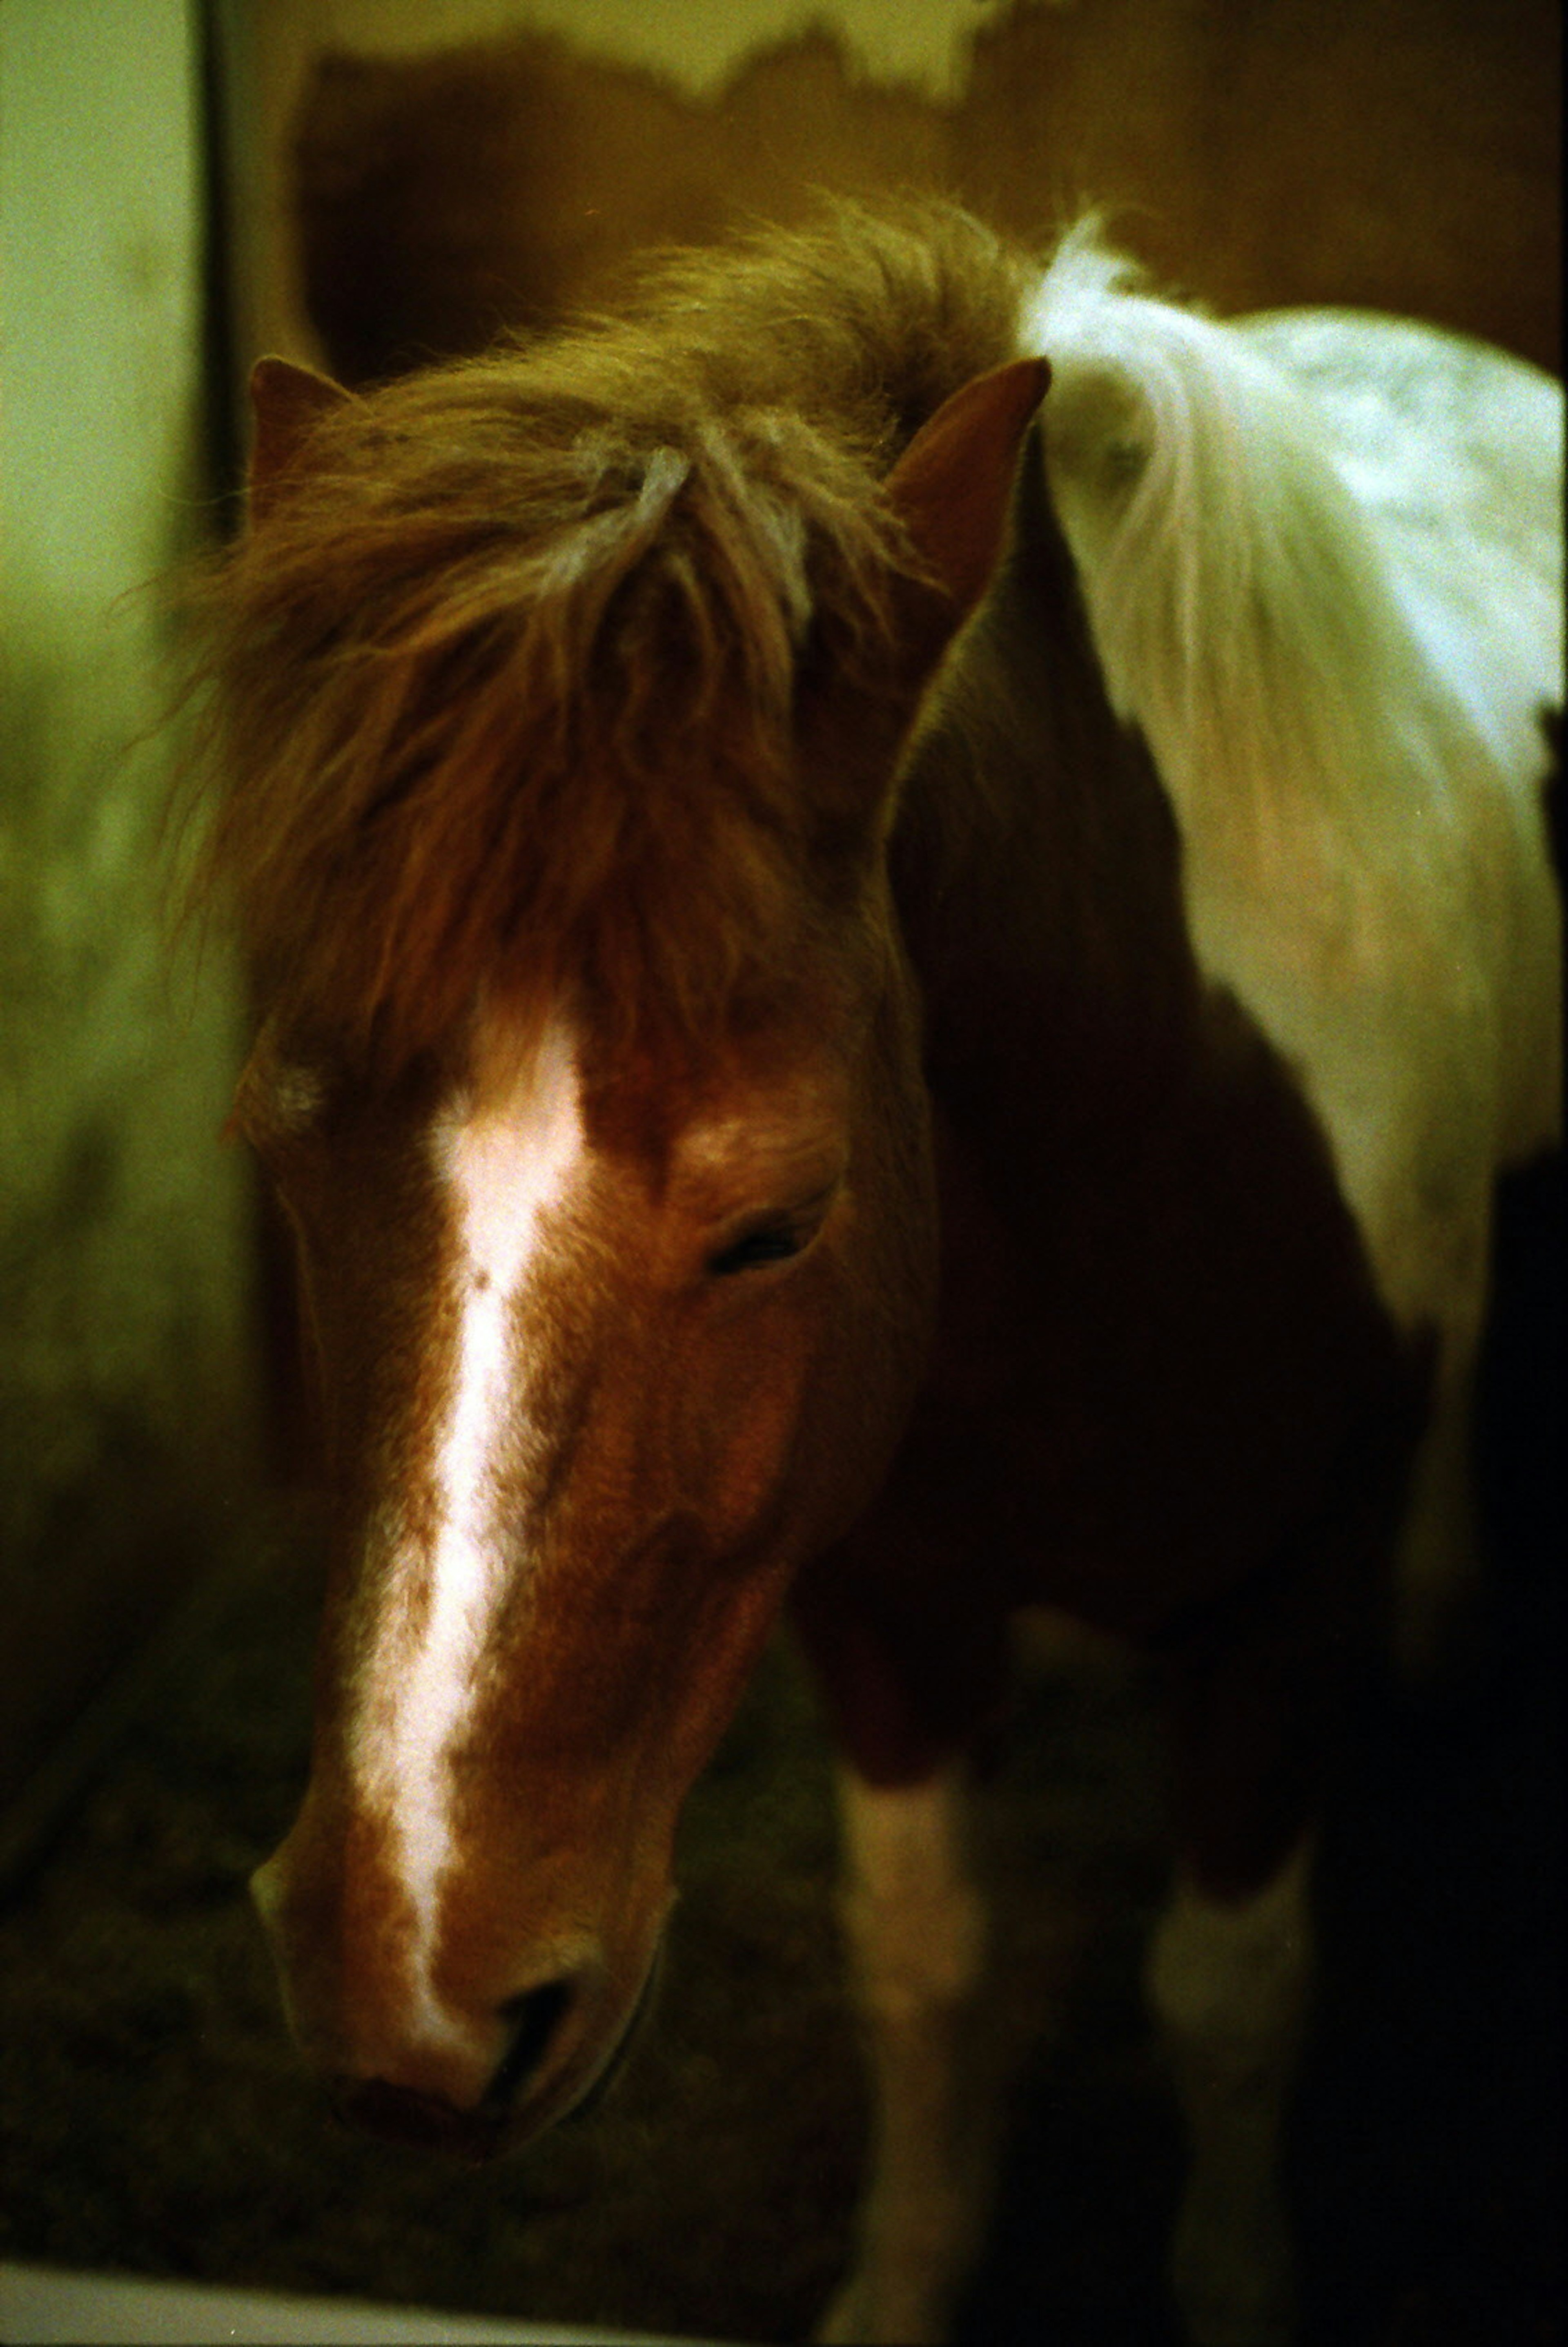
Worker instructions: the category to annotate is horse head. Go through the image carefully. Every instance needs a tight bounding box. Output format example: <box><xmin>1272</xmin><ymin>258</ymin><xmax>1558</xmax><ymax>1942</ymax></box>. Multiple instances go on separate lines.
<box><xmin>226</xmin><ymin>347</ymin><xmax>1046</xmax><ymax>2150</ymax></box>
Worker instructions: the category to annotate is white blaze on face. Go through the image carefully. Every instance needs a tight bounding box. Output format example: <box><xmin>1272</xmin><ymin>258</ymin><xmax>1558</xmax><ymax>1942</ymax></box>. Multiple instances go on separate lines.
<box><xmin>351</xmin><ymin>1018</ymin><xmax>586</xmax><ymax>2048</ymax></box>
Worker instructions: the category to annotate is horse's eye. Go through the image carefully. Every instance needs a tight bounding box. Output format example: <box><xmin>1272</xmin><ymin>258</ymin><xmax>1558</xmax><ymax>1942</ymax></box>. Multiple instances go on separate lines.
<box><xmin>706</xmin><ymin>1221</ymin><xmax>808</xmax><ymax>1278</ymax></box>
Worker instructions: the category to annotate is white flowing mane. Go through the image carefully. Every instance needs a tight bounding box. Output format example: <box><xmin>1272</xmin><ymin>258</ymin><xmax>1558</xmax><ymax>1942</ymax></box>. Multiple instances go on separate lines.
<box><xmin>1020</xmin><ymin>224</ymin><xmax>1564</xmax><ymax>1328</ymax></box>
<box><xmin>1025</xmin><ymin>225</ymin><xmax>1558</xmax><ymax>936</ymax></box>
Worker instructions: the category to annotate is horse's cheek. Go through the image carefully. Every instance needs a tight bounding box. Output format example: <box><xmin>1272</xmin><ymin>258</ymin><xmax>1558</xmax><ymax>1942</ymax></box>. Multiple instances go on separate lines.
<box><xmin>673</xmin><ymin>1302</ymin><xmax>817</xmax><ymax>1551</ymax></box>
<box><xmin>780</xmin><ymin>1278</ymin><xmax>927</xmax><ymax>1560</ymax></box>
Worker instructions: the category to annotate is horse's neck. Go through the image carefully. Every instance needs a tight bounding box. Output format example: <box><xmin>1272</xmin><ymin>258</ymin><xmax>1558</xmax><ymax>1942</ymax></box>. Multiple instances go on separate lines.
<box><xmin>893</xmin><ymin>444</ymin><xmax>1206</xmax><ymax>1154</ymax></box>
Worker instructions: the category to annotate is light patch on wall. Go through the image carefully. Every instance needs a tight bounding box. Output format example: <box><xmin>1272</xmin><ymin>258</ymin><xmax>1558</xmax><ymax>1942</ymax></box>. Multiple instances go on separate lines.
<box><xmin>285</xmin><ymin>0</ymin><xmax>1013</xmax><ymax>100</ymax></box>
<box><xmin>0</xmin><ymin>0</ymin><xmax>256</xmax><ymax>1816</ymax></box>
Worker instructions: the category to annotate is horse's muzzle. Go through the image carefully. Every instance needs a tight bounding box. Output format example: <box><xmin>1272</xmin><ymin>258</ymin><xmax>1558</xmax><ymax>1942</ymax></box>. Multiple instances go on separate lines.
<box><xmin>326</xmin><ymin>1977</ymin><xmax>579</xmax><ymax>2155</ymax></box>
<box><xmin>314</xmin><ymin>1943</ymin><xmax>664</xmax><ymax>2158</ymax></box>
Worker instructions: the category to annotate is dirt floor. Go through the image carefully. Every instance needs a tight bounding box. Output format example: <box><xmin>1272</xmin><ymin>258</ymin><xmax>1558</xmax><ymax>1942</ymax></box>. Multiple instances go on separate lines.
<box><xmin>0</xmin><ymin>1528</ymin><xmax>1175</xmax><ymax>2344</ymax></box>
<box><xmin>0</xmin><ymin>1159</ymin><xmax>1559</xmax><ymax>2345</ymax></box>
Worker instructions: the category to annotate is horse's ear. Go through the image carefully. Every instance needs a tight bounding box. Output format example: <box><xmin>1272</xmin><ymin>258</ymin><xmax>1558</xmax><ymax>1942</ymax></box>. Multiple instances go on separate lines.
<box><xmin>797</xmin><ymin>357</ymin><xmax>1049</xmax><ymax>857</ymax></box>
<box><xmin>884</xmin><ymin>355</ymin><xmax>1050</xmax><ymax>648</ymax></box>
<box><xmin>248</xmin><ymin>356</ymin><xmax>352</xmax><ymax>525</ymax></box>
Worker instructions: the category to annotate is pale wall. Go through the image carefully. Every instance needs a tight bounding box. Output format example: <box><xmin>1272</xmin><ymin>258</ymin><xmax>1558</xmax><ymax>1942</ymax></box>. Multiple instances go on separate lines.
<box><xmin>0</xmin><ymin>0</ymin><xmax>256</xmax><ymax>1812</ymax></box>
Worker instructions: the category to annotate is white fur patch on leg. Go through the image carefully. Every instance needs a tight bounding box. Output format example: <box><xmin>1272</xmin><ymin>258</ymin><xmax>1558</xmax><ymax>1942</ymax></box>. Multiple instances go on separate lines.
<box><xmin>821</xmin><ymin>1765</ymin><xmax>989</xmax><ymax>2347</ymax></box>
<box><xmin>837</xmin><ymin>1766</ymin><xmax>985</xmax><ymax>2019</ymax></box>
<box><xmin>1146</xmin><ymin>1836</ymin><xmax>1315</xmax><ymax>2347</ymax></box>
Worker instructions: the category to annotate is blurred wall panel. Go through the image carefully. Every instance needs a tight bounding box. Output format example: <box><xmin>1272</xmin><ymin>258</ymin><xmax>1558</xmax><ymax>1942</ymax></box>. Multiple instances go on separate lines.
<box><xmin>239</xmin><ymin>0</ymin><xmax>1557</xmax><ymax>385</ymax></box>
<box><xmin>0</xmin><ymin>0</ymin><xmax>256</xmax><ymax>1819</ymax></box>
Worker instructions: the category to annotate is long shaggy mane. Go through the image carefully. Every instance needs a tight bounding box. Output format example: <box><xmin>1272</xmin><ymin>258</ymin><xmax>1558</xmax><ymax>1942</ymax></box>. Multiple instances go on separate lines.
<box><xmin>183</xmin><ymin>203</ymin><xmax>1029</xmax><ymax>1064</ymax></box>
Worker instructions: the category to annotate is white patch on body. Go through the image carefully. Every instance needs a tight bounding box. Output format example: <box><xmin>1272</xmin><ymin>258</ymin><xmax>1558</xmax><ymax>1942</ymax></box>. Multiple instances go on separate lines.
<box><xmin>1020</xmin><ymin>235</ymin><xmax>1562</xmax><ymax>1662</ymax></box>
<box><xmin>351</xmin><ymin>1017</ymin><xmax>586</xmax><ymax>2050</ymax></box>
<box><xmin>1021</xmin><ymin>231</ymin><xmax>1563</xmax><ymax>1345</ymax></box>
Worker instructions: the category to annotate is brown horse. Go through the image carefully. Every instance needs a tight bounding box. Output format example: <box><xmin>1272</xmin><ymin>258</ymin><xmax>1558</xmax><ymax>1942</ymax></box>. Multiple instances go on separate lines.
<box><xmin>189</xmin><ymin>206</ymin><xmax>1561</xmax><ymax>2343</ymax></box>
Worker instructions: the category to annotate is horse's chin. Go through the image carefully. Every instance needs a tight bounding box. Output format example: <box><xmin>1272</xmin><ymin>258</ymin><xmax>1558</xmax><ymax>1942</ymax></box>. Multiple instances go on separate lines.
<box><xmin>561</xmin><ymin>1951</ymin><xmax>659</xmax><ymax>2123</ymax></box>
<box><xmin>331</xmin><ymin>2045</ymin><xmax>617</xmax><ymax>2164</ymax></box>
<box><xmin>531</xmin><ymin>1934</ymin><xmax>665</xmax><ymax>2140</ymax></box>
<box><xmin>331</xmin><ymin>2075</ymin><xmax>514</xmax><ymax>2162</ymax></box>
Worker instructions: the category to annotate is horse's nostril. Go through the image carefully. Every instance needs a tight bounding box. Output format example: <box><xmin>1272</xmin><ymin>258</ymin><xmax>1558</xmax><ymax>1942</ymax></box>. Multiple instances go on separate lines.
<box><xmin>486</xmin><ymin>1977</ymin><xmax>575</xmax><ymax>2111</ymax></box>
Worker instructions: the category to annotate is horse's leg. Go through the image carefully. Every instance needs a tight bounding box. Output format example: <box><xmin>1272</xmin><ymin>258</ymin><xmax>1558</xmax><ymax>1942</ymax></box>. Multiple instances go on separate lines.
<box><xmin>1145</xmin><ymin>1310</ymin><xmax>1428</xmax><ymax>2345</ymax></box>
<box><xmin>1145</xmin><ymin>1833</ymin><xmax>1314</xmax><ymax>2347</ymax></box>
<box><xmin>819</xmin><ymin>1760</ymin><xmax>989</xmax><ymax>2347</ymax></box>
